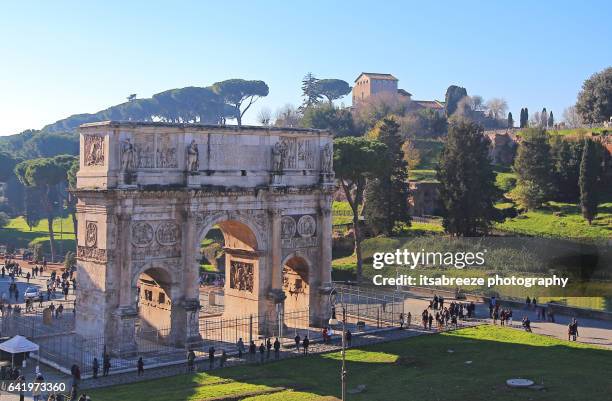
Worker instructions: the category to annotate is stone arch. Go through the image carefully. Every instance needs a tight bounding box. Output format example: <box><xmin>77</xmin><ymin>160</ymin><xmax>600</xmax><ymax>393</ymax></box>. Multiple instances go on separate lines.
<box><xmin>281</xmin><ymin>252</ymin><xmax>312</xmax><ymax>312</ymax></box>
<box><xmin>196</xmin><ymin>211</ymin><xmax>266</xmax><ymax>251</ymax></box>
<box><xmin>132</xmin><ymin>263</ymin><xmax>181</xmax><ymax>339</ymax></box>
<box><xmin>197</xmin><ymin>211</ymin><xmax>267</xmax><ymax>317</ymax></box>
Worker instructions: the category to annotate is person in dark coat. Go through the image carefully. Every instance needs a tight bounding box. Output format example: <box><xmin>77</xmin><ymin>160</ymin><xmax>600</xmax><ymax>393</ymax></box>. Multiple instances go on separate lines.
<box><xmin>208</xmin><ymin>346</ymin><xmax>215</xmax><ymax>369</ymax></box>
<box><xmin>273</xmin><ymin>338</ymin><xmax>281</xmax><ymax>359</ymax></box>
<box><xmin>92</xmin><ymin>358</ymin><xmax>99</xmax><ymax>379</ymax></box>
<box><xmin>137</xmin><ymin>357</ymin><xmax>144</xmax><ymax>376</ymax></box>
<box><xmin>302</xmin><ymin>336</ymin><xmax>310</xmax><ymax>355</ymax></box>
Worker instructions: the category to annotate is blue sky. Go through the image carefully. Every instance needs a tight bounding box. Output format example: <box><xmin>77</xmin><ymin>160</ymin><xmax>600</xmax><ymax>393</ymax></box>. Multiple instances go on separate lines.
<box><xmin>1</xmin><ymin>0</ymin><xmax>611</xmax><ymax>135</ymax></box>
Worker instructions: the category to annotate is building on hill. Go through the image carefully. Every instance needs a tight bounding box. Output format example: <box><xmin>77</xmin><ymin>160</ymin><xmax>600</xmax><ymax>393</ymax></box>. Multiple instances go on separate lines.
<box><xmin>484</xmin><ymin>130</ymin><xmax>518</xmax><ymax>165</ymax></box>
<box><xmin>352</xmin><ymin>72</ymin><xmax>444</xmax><ymax>115</ymax></box>
<box><xmin>411</xmin><ymin>100</ymin><xmax>445</xmax><ymax>117</ymax></box>
<box><xmin>352</xmin><ymin>73</ymin><xmax>400</xmax><ymax>104</ymax></box>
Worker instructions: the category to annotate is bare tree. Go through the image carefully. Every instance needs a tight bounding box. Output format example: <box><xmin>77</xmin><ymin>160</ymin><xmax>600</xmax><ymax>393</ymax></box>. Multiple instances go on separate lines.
<box><xmin>257</xmin><ymin>107</ymin><xmax>272</xmax><ymax>126</ymax></box>
<box><xmin>470</xmin><ymin>95</ymin><xmax>485</xmax><ymax>111</ymax></box>
<box><xmin>485</xmin><ymin>98</ymin><xmax>508</xmax><ymax>120</ymax></box>
<box><xmin>563</xmin><ymin>106</ymin><xmax>583</xmax><ymax>128</ymax></box>
<box><xmin>274</xmin><ymin>104</ymin><xmax>302</xmax><ymax>127</ymax></box>
<box><xmin>530</xmin><ymin>111</ymin><xmax>542</xmax><ymax>127</ymax></box>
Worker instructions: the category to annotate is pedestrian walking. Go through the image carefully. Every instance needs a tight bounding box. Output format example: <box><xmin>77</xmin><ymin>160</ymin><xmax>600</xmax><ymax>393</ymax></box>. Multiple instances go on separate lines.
<box><xmin>294</xmin><ymin>334</ymin><xmax>301</xmax><ymax>352</ymax></box>
<box><xmin>266</xmin><ymin>338</ymin><xmax>272</xmax><ymax>359</ymax></box>
<box><xmin>208</xmin><ymin>346</ymin><xmax>215</xmax><ymax>369</ymax></box>
<box><xmin>92</xmin><ymin>357</ymin><xmax>99</xmax><ymax>379</ymax></box>
<box><xmin>237</xmin><ymin>338</ymin><xmax>245</xmax><ymax>359</ymax></box>
<box><xmin>259</xmin><ymin>342</ymin><xmax>265</xmax><ymax>363</ymax></box>
<box><xmin>273</xmin><ymin>337</ymin><xmax>280</xmax><ymax>359</ymax></box>
<box><xmin>249</xmin><ymin>341</ymin><xmax>256</xmax><ymax>362</ymax></box>
<box><xmin>345</xmin><ymin>330</ymin><xmax>352</xmax><ymax>347</ymax></box>
<box><xmin>187</xmin><ymin>350</ymin><xmax>196</xmax><ymax>372</ymax></box>
<box><xmin>103</xmin><ymin>353</ymin><xmax>111</xmax><ymax>376</ymax></box>
<box><xmin>137</xmin><ymin>357</ymin><xmax>144</xmax><ymax>376</ymax></box>
<box><xmin>302</xmin><ymin>336</ymin><xmax>309</xmax><ymax>355</ymax></box>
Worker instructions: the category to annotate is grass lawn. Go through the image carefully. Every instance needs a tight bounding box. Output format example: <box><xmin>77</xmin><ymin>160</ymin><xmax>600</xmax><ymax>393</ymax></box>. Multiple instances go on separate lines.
<box><xmin>409</xmin><ymin>169</ymin><xmax>437</xmax><ymax>182</ymax></box>
<box><xmin>0</xmin><ymin>215</ymin><xmax>75</xmax><ymax>253</ymax></box>
<box><xmin>495</xmin><ymin>202</ymin><xmax>612</xmax><ymax>239</ymax></box>
<box><xmin>332</xmin><ymin>201</ymin><xmax>353</xmax><ymax>226</ymax></box>
<box><xmin>88</xmin><ymin>325</ymin><xmax>612</xmax><ymax>401</ymax></box>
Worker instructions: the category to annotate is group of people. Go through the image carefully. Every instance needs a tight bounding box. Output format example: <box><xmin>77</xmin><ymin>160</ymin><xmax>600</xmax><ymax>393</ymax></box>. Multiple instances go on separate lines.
<box><xmin>419</xmin><ymin>295</ymin><xmax>476</xmax><ymax>331</ymax></box>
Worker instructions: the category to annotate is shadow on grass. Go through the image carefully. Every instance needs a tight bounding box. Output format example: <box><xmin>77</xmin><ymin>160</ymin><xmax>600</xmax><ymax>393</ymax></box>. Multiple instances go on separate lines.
<box><xmin>88</xmin><ymin>326</ymin><xmax>612</xmax><ymax>401</ymax></box>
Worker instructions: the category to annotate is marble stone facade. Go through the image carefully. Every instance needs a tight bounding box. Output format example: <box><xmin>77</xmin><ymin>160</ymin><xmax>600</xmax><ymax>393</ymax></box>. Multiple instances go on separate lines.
<box><xmin>74</xmin><ymin>121</ymin><xmax>334</xmax><ymax>355</ymax></box>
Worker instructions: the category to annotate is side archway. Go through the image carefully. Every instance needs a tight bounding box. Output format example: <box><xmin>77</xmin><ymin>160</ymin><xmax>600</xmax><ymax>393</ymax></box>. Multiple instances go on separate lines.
<box><xmin>281</xmin><ymin>253</ymin><xmax>312</xmax><ymax>313</ymax></box>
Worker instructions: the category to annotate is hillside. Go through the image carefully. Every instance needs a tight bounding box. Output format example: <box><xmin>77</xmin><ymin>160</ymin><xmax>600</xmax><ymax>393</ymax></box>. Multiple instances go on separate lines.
<box><xmin>0</xmin><ymin>86</ymin><xmax>237</xmax><ymax>158</ymax></box>
<box><xmin>42</xmin><ymin>86</ymin><xmax>235</xmax><ymax>133</ymax></box>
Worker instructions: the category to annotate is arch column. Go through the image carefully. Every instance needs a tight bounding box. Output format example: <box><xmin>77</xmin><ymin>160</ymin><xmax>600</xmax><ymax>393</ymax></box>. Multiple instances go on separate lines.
<box><xmin>111</xmin><ymin>212</ymin><xmax>138</xmax><ymax>356</ymax></box>
<box><xmin>174</xmin><ymin>209</ymin><xmax>202</xmax><ymax>347</ymax></box>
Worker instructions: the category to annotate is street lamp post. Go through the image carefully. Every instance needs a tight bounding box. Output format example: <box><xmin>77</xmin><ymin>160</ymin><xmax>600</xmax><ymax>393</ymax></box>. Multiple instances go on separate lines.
<box><xmin>328</xmin><ymin>288</ymin><xmax>347</xmax><ymax>401</ymax></box>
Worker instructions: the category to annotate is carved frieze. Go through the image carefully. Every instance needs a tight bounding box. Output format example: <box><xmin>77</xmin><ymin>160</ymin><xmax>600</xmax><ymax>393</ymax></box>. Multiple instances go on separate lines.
<box><xmin>77</xmin><ymin>245</ymin><xmax>107</xmax><ymax>263</ymax></box>
<box><xmin>281</xmin><ymin>214</ymin><xmax>317</xmax><ymax>248</ymax></box>
<box><xmin>281</xmin><ymin>216</ymin><xmax>296</xmax><ymax>239</ymax></box>
<box><xmin>84</xmin><ymin>135</ymin><xmax>105</xmax><ymax>166</ymax></box>
<box><xmin>297</xmin><ymin>215</ymin><xmax>316</xmax><ymax>237</ymax></box>
<box><xmin>156</xmin><ymin>221</ymin><xmax>180</xmax><ymax>246</ymax></box>
<box><xmin>131</xmin><ymin>222</ymin><xmax>154</xmax><ymax>247</ymax></box>
<box><xmin>85</xmin><ymin>221</ymin><xmax>98</xmax><ymax>248</ymax></box>
<box><xmin>156</xmin><ymin>134</ymin><xmax>178</xmax><ymax>168</ymax></box>
<box><xmin>131</xmin><ymin>220</ymin><xmax>181</xmax><ymax>260</ymax></box>
<box><xmin>229</xmin><ymin>261</ymin><xmax>254</xmax><ymax>292</ymax></box>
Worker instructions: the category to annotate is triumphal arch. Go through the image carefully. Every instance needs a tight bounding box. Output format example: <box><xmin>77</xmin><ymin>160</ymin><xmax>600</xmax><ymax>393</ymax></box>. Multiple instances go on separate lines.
<box><xmin>74</xmin><ymin>121</ymin><xmax>334</xmax><ymax>354</ymax></box>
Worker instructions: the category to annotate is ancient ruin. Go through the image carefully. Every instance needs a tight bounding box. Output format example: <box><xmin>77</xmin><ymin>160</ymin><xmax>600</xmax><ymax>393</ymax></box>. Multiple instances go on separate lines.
<box><xmin>74</xmin><ymin>121</ymin><xmax>334</xmax><ymax>354</ymax></box>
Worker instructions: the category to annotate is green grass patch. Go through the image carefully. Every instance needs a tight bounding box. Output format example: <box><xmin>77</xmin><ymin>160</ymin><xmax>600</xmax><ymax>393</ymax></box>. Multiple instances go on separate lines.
<box><xmin>0</xmin><ymin>215</ymin><xmax>75</xmax><ymax>254</ymax></box>
<box><xmin>495</xmin><ymin>201</ymin><xmax>612</xmax><ymax>239</ymax></box>
<box><xmin>409</xmin><ymin>169</ymin><xmax>437</xmax><ymax>182</ymax></box>
<box><xmin>89</xmin><ymin>325</ymin><xmax>612</xmax><ymax>401</ymax></box>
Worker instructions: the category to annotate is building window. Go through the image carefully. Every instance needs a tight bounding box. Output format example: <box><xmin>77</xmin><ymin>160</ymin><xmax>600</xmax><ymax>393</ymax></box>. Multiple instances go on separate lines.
<box><xmin>144</xmin><ymin>289</ymin><xmax>153</xmax><ymax>301</ymax></box>
<box><xmin>158</xmin><ymin>292</ymin><xmax>166</xmax><ymax>304</ymax></box>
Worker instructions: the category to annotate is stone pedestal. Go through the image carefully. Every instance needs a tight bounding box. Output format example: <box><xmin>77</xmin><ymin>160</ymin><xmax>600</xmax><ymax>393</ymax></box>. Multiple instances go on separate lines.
<box><xmin>185</xmin><ymin>172</ymin><xmax>201</xmax><ymax>188</ymax></box>
<box><xmin>170</xmin><ymin>298</ymin><xmax>202</xmax><ymax>348</ymax></box>
<box><xmin>111</xmin><ymin>307</ymin><xmax>138</xmax><ymax>356</ymax></box>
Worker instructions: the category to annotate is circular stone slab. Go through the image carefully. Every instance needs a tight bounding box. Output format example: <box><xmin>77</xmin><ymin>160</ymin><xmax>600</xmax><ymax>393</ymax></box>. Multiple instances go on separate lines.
<box><xmin>506</xmin><ymin>378</ymin><xmax>535</xmax><ymax>388</ymax></box>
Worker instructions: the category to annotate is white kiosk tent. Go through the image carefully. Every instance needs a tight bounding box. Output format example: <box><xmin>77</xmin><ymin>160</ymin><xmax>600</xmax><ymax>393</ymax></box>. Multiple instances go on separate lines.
<box><xmin>0</xmin><ymin>335</ymin><xmax>39</xmax><ymax>368</ymax></box>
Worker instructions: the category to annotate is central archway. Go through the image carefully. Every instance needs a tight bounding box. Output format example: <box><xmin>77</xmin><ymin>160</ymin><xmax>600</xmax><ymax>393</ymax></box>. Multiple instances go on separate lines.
<box><xmin>198</xmin><ymin>215</ymin><xmax>264</xmax><ymax>319</ymax></box>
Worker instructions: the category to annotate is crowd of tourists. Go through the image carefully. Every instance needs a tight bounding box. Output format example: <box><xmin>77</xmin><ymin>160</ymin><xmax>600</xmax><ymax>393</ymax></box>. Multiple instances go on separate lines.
<box><xmin>416</xmin><ymin>295</ymin><xmax>476</xmax><ymax>331</ymax></box>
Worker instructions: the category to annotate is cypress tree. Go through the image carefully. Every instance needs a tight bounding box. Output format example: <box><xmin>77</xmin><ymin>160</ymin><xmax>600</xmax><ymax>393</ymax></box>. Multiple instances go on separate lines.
<box><xmin>512</xmin><ymin>128</ymin><xmax>552</xmax><ymax>210</ymax></box>
<box><xmin>548</xmin><ymin>111</ymin><xmax>554</xmax><ymax>128</ymax></box>
<box><xmin>524</xmin><ymin>108</ymin><xmax>529</xmax><ymax>127</ymax></box>
<box><xmin>436</xmin><ymin>120</ymin><xmax>498</xmax><ymax>236</ymax></box>
<box><xmin>364</xmin><ymin>117</ymin><xmax>410</xmax><ymax>235</ymax></box>
<box><xmin>508</xmin><ymin>112</ymin><xmax>514</xmax><ymax>128</ymax></box>
<box><xmin>542</xmin><ymin>107</ymin><xmax>548</xmax><ymax>128</ymax></box>
<box><xmin>519</xmin><ymin>108</ymin><xmax>525</xmax><ymax>128</ymax></box>
<box><xmin>579</xmin><ymin>138</ymin><xmax>602</xmax><ymax>224</ymax></box>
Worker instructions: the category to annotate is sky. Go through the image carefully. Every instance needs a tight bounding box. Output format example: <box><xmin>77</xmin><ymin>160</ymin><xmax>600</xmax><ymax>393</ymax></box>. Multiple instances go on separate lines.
<box><xmin>1</xmin><ymin>0</ymin><xmax>611</xmax><ymax>135</ymax></box>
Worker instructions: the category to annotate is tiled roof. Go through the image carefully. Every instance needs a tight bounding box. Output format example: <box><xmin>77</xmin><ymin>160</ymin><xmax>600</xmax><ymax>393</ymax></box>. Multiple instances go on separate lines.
<box><xmin>355</xmin><ymin>72</ymin><xmax>398</xmax><ymax>82</ymax></box>
<box><xmin>397</xmin><ymin>89</ymin><xmax>412</xmax><ymax>97</ymax></box>
<box><xmin>413</xmin><ymin>100</ymin><xmax>445</xmax><ymax>110</ymax></box>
